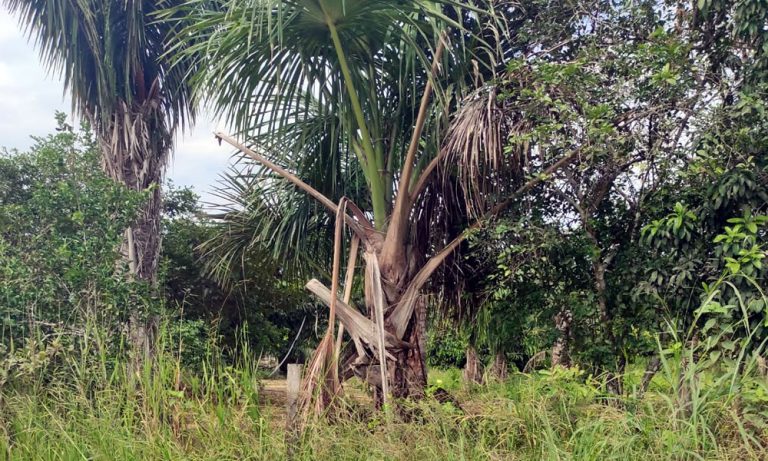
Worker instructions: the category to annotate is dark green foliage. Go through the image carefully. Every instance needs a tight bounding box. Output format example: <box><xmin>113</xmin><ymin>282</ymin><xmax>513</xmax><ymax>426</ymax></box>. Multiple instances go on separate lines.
<box><xmin>0</xmin><ymin>114</ymin><xmax>148</xmax><ymax>345</ymax></box>
<box><xmin>427</xmin><ymin>322</ymin><xmax>468</xmax><ymax>368</ymax></box>
<box><xmin>0</xmin><ymin>115</ymin><xmax>315</xmax><ymax>376</ymax></box>
<box><xmin>642</xmin><ymin>90</ymin><xmax>768</xmax><ymax>365</ymax></box>
<box><xmin>159</xmin><ymin>185</ymin><xmax>317</xmax><ymax>367</ymax></box>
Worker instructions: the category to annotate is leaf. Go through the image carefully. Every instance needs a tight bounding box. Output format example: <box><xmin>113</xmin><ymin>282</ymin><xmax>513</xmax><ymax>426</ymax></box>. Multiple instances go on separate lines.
<box><xmin>701</xmin><ymin>319</ymin><xmax>717</xmax><ymax>333</ymax></box>
<box><xmin>702</xmin><ymin>318</ymin><xmax>718</xmax><ymax>332</ymax></box>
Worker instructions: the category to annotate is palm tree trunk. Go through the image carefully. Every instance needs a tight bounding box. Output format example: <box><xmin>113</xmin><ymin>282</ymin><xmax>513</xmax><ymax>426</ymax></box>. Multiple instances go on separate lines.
<box><xmin>463</xmin><ymin>345</ymin><xmax>484</xmax><ymax>385</ymax></box>
<box><xmin>369</xmin><ymin>250</ymin><xmax>428</xmax><ymax>402</ymax></box>
<box><xmin>122</xmin><ymin>186</ymin><xmax>163</xmax><ymax>281</ymax></box>
<box><xmin>99</xmin><ymin>100</ymin><xmax>170</xmax><ymax>365</ymax></box>
<box><xmin>124</xmin><ymin>186</ymin><xmax>162</xmax><ymax>369</ymax></box>
<box><xmin>392</xmin><ymin>295</ymin><xmax>428</xmax><ymax>399</ymax></box>
<box><xmin>551</xmin><ymin>308</ymin><xmax>573</xmax><ymax>368</ymax></box>
<box><xmin>489</xmin><ymin>351</ymin><xmax>508</xmax><ymax>380</ymax></box>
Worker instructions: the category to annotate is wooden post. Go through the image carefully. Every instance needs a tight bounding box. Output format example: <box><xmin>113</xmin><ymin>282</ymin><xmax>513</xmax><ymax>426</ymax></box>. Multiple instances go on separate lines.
<box><xmin>286</xmin><ymin>363</ymin><xmax>302</xmax><ymax>458</ymax></box>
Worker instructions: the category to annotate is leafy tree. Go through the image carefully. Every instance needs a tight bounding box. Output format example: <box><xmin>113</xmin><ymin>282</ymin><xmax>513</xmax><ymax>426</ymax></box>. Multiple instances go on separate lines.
<box><xmin>642</xmin><ymin>93</ymin><xmax>768</xmax><ymax>367</ymax></box>
<box><xmin>0</xmin><ymin>114</ymin><xmax>147</xmax><ymax>349</ymax></box>
<box><xmin>462</xmin><ymin>1</ymin><xmax>767</xmax><ymax>392</ymax></box>
<box><xmin>160</xmin><ymin>185</ymin><xmax>315</xmax><ymax>368</ymax></box>
<box><xmin>3</xmin><ymin>0</ymin><xmax>197</xmax><ymax>282</ymax></box>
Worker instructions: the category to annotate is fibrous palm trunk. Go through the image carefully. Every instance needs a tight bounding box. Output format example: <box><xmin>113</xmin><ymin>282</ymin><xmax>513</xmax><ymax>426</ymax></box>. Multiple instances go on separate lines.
<box><xmin>489</xmin><ymin>351</ymin><xmax>508</xmax><ymax>380</ymax></box>
<box><xmin>463</xmin><ymin>345</ymin><xmax>484</xmax><ymax>384</ymax></box>
<box><xmin>304</xmin><ymin>245</ymin><xmax>429</xmax><ymax>408</ymax></box>
<box><xmin>100</xmin><ymin>91</ymin><xmax>169</xmax><ymax>280</ymax></box>
<box><xmin>372</xmin><ymin>253</ymin><xmax>429</xmax><ymax>400</ymax></box>
<box><xmin>97</xmin><ymin>82</ymin><xmax>171</xmax><ymax>364</ymax></box>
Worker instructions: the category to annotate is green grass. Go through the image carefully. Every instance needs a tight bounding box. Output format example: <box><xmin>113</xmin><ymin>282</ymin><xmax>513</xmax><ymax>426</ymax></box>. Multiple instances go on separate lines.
<box><xmin>1</xmin><ymin>323</ymin><xmax>766</xmax><ymax>460</ymax></box>
<box><xmin>1</xmin><ymin>356</ymin><xmax>766</xmax><ymax>460</ymax></box>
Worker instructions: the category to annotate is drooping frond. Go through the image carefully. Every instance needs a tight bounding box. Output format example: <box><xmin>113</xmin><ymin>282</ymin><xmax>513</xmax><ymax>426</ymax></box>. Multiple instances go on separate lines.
<box><xmin>442</xmin><ymin>85</ymin><xmax>527</xmax><ymax>217</ymax></box>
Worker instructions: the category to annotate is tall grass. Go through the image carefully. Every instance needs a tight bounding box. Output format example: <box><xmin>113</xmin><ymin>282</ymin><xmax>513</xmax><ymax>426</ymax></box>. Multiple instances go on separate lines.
<box><xmin>1</xmin><ymin>321</ymin><xmax>766</xmax><ymax>459</ymax></box>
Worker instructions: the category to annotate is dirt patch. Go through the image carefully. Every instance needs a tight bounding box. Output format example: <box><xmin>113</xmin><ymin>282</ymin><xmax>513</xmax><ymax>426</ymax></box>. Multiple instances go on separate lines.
<box><xmin>259</xmin><ymin>379</ymin><xmax>289</xmax><ymax>407</ymax></box>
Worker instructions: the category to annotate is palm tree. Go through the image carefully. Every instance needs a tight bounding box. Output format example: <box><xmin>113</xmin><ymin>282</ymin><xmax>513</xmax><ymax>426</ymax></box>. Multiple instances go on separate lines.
<box><xmin>169</xmin><ymin>0</ymin><xmax>580</xmax><ymax>405</ymax></box>
<box><xmin>4</xmin><ymin>0</ymin><xmax>196</xmax><ymax>282</ymax></box>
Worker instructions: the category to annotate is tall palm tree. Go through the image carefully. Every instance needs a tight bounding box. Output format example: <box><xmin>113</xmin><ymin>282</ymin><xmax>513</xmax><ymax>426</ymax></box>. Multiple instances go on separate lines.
<box><xmin>4</xmin><ymin>0</ymin><xmax>196</xmax><ymax>282</ymax></box>
<box><xmin>169</xmin><ymin>0</ymin><xmax>579</xmax><ymax>404</ymax></box>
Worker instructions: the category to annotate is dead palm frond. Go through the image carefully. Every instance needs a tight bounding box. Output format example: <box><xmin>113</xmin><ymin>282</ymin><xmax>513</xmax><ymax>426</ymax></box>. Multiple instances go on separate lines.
<box><xmin>299</xmin><ymin>197</ymin><xmax>348</xmax><ymax>419</ymax></box>
<box><xmin>442</xmin><ymin>86</ymin><xmax>528</xmax><ymax>217</ymax></box>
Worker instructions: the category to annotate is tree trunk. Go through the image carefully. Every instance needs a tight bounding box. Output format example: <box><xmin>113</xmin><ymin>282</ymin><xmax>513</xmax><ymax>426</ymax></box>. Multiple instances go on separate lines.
<box><xmin>551</xmin><ymin>308</ymin><xmax>573</xmax><ymax>368</ymax></box>
<box><xmin>122</xmin><ymin>187</ymin><xmax>163</xmax><ymax>281</ymax></box>
<box><xmin>98</xmin><ymin>100</ymin><xmax>170</xmax><ymax>366</ymax></box>
<box><xmin>489</xmin><ymin>351</ymin><xmax>508</xmax><ymax>380</ymax></box>
<box><xmin>677</xmin><ymin>338</ymin><xmax>699</xmax><ymax>419</ymax></box>
<box><xmin>639</xmin><ymin>356</ymin><xmax>661</xmax><ymax>398</ymax></box>
<box><xmin>593</xmin><ymin>254</ymin><xmax>626</xmax><ymax>398</ymax></box>
<box><xmin>605</xmin><ymin>371</ymin><xmax>624</xmax><ymax>396</ymax></box>
<box><xmin>391</xmin><ymin>295</ymin><xmax>428</xmax><ymax>399</ymax></box>
<box><xmin>757</xmin><ymin>355</ymin><xmax>768</xmax><ymax>380</ymax></box>
<box><xmin>463</xmin><ymin>345</ymin><xmax>484</xmax><ymax>384</ymax></box>
<box><xmin>115</xmin><ymin>165</ymin><xmax>163</xmax><ymax>368</ymax></box>
<box><xmin>355</xmin><ymin>245</ymin><xmax>429</xmax><ymax>406</ymax></box>
<box><xmin>593</xmin><ymin>259</ymin><xmax>612</xmax><ymax>342</ymax></box>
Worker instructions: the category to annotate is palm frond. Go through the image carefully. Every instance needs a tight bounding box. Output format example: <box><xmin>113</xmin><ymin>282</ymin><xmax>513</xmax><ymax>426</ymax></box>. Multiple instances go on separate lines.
<box><xmin>5</xmin><ymin>0</ymin><xmax>196</xmax><ymax>132</ymax></box>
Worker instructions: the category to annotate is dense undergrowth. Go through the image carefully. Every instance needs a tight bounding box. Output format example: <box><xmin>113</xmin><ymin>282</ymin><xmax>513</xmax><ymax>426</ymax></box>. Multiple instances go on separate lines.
<box><xmin>1</xmin><ymin>2</ymin><xmax>767</xmax><ymax>458</ymax></box>
<box><xmin>1</xmin><ymin>335</ymin><xmax>766</xmax><ymax>461</ymax></box>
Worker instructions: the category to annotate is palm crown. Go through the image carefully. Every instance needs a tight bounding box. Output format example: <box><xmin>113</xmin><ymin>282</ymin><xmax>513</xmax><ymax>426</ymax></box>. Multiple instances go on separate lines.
<box><xmin>5</xmin><ymin>0</ymin><xmax>198</xmax><ymax>279</ymax></box>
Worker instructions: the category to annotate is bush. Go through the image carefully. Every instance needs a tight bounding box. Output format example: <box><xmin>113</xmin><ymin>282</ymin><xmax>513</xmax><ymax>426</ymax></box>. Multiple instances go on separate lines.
<box><xmin>0</xmin><ymin>114</ymin><xmax>150</xmax><ymax>351</ymax></box>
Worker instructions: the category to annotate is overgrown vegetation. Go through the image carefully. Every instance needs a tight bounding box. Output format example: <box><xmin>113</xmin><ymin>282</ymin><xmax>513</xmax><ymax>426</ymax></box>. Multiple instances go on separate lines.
<box><xmin>1</xmin><ymin>0</ymin><xmax>767</xmax><ymax>459</ymax></box>
<box><xmin>1</xmin><ymin>348</ymin><xmax>766</xmax><ymax>460</ymax></box>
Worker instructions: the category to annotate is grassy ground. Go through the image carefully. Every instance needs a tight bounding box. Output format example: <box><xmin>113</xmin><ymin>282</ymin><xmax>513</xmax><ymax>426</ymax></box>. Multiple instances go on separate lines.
<box><xmin>1</xmin><ymin>357</ymin><xmax>766</xmax><ymax>461</ymax></box>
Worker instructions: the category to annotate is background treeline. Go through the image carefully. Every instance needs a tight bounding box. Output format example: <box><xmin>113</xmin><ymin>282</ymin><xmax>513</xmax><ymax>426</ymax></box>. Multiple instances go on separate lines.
<box><xmin>0</xmin><ymin>0</ymin><xmax>767</xmax><ymax>458</ymax></box>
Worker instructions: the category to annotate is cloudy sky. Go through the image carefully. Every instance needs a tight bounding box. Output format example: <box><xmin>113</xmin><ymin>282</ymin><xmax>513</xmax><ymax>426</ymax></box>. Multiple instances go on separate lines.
<box><xmin>0</xmin><ymin>8</ymin><xmax>233</xmax><ymax>202</ymax></box>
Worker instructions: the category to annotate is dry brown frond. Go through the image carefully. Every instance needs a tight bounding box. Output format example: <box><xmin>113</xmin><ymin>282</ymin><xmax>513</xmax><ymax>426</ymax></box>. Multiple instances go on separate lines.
<box><xmin>441</xmin><ymin>85</ymin><xmax>528</xmax><ymax>218</ymax></box>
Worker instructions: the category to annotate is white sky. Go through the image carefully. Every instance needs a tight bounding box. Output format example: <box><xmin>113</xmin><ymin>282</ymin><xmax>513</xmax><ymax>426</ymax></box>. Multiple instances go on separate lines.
<box><xmin>0</xmin><ymin>9</ymin><xmax>233</xmax><ymax>203</ymax></box>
